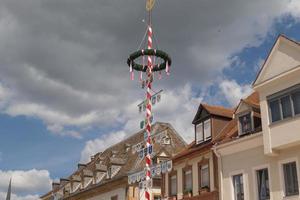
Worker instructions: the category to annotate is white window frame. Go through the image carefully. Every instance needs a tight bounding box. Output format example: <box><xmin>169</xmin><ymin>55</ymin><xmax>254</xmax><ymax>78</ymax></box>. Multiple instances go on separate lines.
<box><xmin>267</xmin><ymin>84</ymin><xmax>300</xmax><ymax>124</ymax></box>
<box><xmin>278</xmin><ymin>157</ymin><xmax>300</xmax><ymax>199</ymax></box>
<box><xmin>201</xmin><ymin>164</ymin><xmax>209</xmax><ymax>188</ymax></box>
<box><xmin>238</xmin><ymin>111</ymin><xmax>254</xmax><ymax>136</ymax></box>
<box><xmin>252</xmin><ymin>164</ymin><xmax>272</xmax><ymax>200</ymax></box>
<box><xmin>229</xmin><ymin>170</ymin><xmax>249</xmax><ymax>200</ymax></box>
<box><xmin>196</xmin><ymin>119</ymin><xmax>211</xmax><ymax>144</ymax></box>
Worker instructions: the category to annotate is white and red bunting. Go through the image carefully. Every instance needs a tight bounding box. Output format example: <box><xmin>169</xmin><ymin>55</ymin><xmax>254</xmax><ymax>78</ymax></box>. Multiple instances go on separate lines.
<box><xmin>128</xmin><ymin>160</ymin><xmax>172</xmax><ymax>184</ymax></box>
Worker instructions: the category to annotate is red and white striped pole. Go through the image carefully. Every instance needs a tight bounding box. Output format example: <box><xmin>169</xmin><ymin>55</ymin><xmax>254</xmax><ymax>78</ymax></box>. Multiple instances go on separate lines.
<box><xmin>145</xmin><ymin>13</ymin><xmax>153</xmax><ymax>200</ymax></box>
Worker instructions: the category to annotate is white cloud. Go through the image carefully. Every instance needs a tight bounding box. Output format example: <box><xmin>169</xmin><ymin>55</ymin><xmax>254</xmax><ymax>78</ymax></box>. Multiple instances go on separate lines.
<box><xmin>219</xmin><ymin>79</ymin><xmax>253</xmax><ymax>106</ymax></box>
<box><xmin>0</xmin><ymin>169</ymin><xmax>51</xmax><ymax>199</ymax></box>
<box><xmin>0</xmin><ymin>0</ymin><xmax>298</xmax><ymax>138</ymax></box>
<box><xmin>0</xmin><ymin>0</ymin><xmax>299</xmax><ymax>141</ymax></box>
<box><xmin>0</xmin><ymin>192</ymin><xmax>40</xmax><ymax>200</ymax></box>
<box><xmin>81</xmin><ymin>84</ymin><xmax>202</xmax><ymax>162</ymax></box>
<box><xmin>80</xmin><ymin>130</ymin><xmax>127</xmax><ymax>163</ymax></box>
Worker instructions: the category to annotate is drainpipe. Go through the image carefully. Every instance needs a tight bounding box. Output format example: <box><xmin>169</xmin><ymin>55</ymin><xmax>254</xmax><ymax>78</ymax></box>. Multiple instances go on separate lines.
<box><xmin>212</xmin><ymin>145</ymin><xmax>223</xmax><ymax>200</ymax></box>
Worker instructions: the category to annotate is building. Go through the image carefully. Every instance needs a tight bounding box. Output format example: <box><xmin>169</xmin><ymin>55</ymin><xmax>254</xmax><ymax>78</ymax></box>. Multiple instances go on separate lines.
<box><xmin>40</xmin><ymin>122</ymin><xmax>186</xmax><ymax>200</ymax></box>
<box><xmin>214</xmin><ymin>35</ymin><xmax>300</xmax><ymax>200</ymax></box>
<box><xmin>161</xmin><ymin>104</ymin><xmax>234</xmax><ymax>200</ymax></box>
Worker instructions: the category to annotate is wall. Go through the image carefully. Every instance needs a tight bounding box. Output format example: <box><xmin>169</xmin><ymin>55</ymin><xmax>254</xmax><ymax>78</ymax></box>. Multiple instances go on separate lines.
<box><xmin>220</xmin><ymin>136</ymin><xmax>300</xmax><ymax>200</ymax></box>
<box><xmin>87</xmin><ymin>187</ymin><xmax>126</xmax><ymax>200</ymax></box>
<box><xmin>257</xmin><ymin>67</ymin><xmax>300</xmax><ymax>154</ymax></box>
<box><xmin>164</xmin><ymin>152</ymin><xmax>215</xmax><ymax>199</ymax></box>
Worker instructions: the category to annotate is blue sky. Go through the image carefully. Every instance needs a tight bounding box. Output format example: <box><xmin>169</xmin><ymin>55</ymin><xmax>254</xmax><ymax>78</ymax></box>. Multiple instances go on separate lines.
<box><xmin>1</xmin><ymin>1</ymin><xmax>300</xmax><ymax>199</ymax></box>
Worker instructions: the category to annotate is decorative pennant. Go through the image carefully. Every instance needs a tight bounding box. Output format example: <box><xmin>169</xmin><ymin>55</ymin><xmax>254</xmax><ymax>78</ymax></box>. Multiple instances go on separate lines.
<box><xmin>148</xmin><ymin>145</ymin><xmax>153</xmax><ymax>155</ymax></box>
<box><xmin>151</xmin><ymin>167</ymin><xmax>156</xmax><ymax>176</ymax></box>
<box><xmin>151</xmin><ymin>95</ymin><xmax>156</xmax><ymax>105</ymax></box>
<box><xmin>140</xmin><ymin>121</ymin><xmax>145</xmax><ymax>129</ymax></box>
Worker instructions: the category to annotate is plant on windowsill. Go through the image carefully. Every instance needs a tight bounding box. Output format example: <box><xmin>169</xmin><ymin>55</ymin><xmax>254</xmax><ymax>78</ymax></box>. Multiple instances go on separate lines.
<box><xmin>183</xmin><ymin>189</ymin><xmax>193</xmax><ymax>198</ymax></box>
<box><xmin>199</xmin><ymin>186</ymin><xmax>210</xmax><ymax>194</ymax></box>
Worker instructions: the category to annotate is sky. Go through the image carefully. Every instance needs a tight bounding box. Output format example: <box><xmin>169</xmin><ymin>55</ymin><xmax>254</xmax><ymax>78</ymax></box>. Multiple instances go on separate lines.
<box><xmin>0</xmin><ymin>0</ymin><xmax>300</xmax><ymax>199</ymax></box>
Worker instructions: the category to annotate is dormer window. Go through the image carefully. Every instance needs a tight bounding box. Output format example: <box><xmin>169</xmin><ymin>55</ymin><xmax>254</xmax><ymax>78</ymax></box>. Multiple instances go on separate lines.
<box><xmin>196</xmin><ymin>119</ymin><xmax>211</xmax><ymax>144</ymax></box>
<box><xmin>162</xmin><ymin>136</ymin><xmax>171</xmax><ymax>145</ymax></box>
<box><xmin>239</xmin><ymin>113</ymin><xmax>253</xmax><ymax>135</ymax></box>
<box><xmin>107</xmin><ymin>167</ymin><xmax>112</xmax><ymax>179</ymax></box>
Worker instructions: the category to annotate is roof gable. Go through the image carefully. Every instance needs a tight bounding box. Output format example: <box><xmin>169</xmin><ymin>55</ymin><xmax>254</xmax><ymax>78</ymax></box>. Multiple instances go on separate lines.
<box><xmin>253</xmin><ymin>35</ymin><xmax>300</xmax><ymax>87</ymax></box>
<box><xmin>192</xmin><ymin>104</ymin><xmax>233</xmax><ymax>124</ymax></box>
<box><xmin>234</xmin><ymin>92</ymin><xmax>260</xmax><ymax>115</ymax></box>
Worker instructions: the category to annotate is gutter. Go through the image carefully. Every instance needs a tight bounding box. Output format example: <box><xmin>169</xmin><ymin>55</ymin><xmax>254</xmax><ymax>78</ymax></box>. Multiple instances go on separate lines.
<box><xmin>212</xmin><ymin>145</ymin><xmax>223</xmax><ymax>200</ymax></box>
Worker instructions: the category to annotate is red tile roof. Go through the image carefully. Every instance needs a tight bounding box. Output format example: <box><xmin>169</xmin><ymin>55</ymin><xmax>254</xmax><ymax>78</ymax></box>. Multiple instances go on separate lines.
<box><xmin>192</xmin><ymin>103</ymin><xmax>234</xmax><ymax>124</ymax></box>
<box><xmin>213</xmin><ymin>92</ymin><xmax>261</xmax><ymax>145</ymax></box>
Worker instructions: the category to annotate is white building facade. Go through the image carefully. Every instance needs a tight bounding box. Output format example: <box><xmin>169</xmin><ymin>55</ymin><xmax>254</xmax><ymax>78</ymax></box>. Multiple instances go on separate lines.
<box><xmin>215</xmin><ymin>35</ymin><xmax>300</xmax><ymax>200</ymax></box>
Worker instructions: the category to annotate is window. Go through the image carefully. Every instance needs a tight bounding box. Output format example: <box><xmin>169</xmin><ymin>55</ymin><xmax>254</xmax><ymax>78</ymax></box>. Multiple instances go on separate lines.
<box><xmin>239</xmin><ymin>113</ymin><xmax>252</xmax><ymax>135</ymax></box>
<box><xmin>196</xmin><ymin>123</ymin><xmax>203</xmax><ymax>143</ymax></box>
<box><xmin>233</xmin><ymin>174</ymin><xmax>244</xmax><ymax>200</ymax></box>
<box><xmin>200</xmin><ymin>164</ymin><xmax>209</xmax><ymax>189</ymax></box>
<box><xmin>292</xmin><ymin>91</ymin><xmax>300</xmax><ymax>115</ymax></box>
<box><xmin>183</xmin><ymin>168</ymin><xmax>192</xmax><ymax>193</ymax></box>
<box><xmin>281</xmin><ymin>96</ymin><xmax>292</xmax><ymax>118</ymax></box>
<box><xmin>269</xmin><ymin>100</ymin><xmax>281</xmax><ymax>122</ymax></box>
<box><xmin>196</xmin><ymin>119</ymin><xmax>211</xmax><ymax>144</ymax></box>
<box><xmin>107</xmin><ymin>167</ymin><xmax>112</xmax><ymax>179</ymax></box>
<box><xmin>283</xmin><ymin>162</ymin><xmax>299</xmax><ymax>196</ymax></box>
<box><xmin>204</xmin><ymin>120</ymin><xmax>211</xmax><ymax>139</ymax></box>
<box><xmin>268</xmin><ymin>85</ymin><xmax>300</xmax><ymax>123</ymax></box>
<box><xmin>154</xmin><ymin>195</ymin><xmax>161</xmax><ymax>200</ymax></box>
<box><xmin>169</xmin><ymin>174</ymin><xmax>177</xmax><ymax>196</ymax></box>
<box><xmin>111</xmin><ymin>195</ymin><xmax>118</xmax><ymax>200</ymax></box>
<box><xmin>256</xmin><ymin>168</ymin><xmax>270</xmax><ymax>200</ymax></box>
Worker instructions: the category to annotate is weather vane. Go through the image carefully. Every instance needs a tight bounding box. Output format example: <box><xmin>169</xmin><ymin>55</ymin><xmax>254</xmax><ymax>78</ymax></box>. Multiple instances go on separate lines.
<box><xmin>126</xmin><ymin>0</ymin><xmax>172</xmax><ymax>200</ymax></box>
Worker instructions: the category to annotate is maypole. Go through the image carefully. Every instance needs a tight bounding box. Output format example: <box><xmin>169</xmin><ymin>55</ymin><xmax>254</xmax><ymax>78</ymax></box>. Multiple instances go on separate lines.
<box><xmin>145</xmin><ymin>3</ymin><xmax>153</xmax><ymax>200</ymax></box>
<box><xmin>126</xmin><ymin>0</ymin><xmax>172</xmax><ymax>199</ymax></box>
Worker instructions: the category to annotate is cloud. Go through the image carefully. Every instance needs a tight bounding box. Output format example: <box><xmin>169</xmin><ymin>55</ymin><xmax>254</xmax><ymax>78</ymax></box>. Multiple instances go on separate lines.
<box><xmin>219</xmin><ymin>79</ymin><xmax>253</xmax><ymax>106</ymax></box>
<box><xmin>0</xmin><ymin>192</ymin><xmax>40</xmax><ymax>200</ymax></box>
<box><xmin>0</xmin><ymin>0</ymin><xmax>299</xmax><ymax>139</ymax></box>
<box><xmin>0</xmin><ymin>169</ymin><xmax>52</xmax><ymax>199</ymax></box>
<box><xmin>80</xmin><ymin>131</ymin><xmax>127</xmax><ymax>163</ymax></box>
<box><xmin>81</xmin><ymin>84</ymin><xmax>202</xmax><ymax>162</ymax></box>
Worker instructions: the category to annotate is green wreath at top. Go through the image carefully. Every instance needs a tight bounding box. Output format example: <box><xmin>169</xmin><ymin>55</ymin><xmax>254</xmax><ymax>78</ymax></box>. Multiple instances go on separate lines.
<box><xmin>127</xmin><ymin>49</ymin><xmax>172</xmax><ymax>72</ymax></box>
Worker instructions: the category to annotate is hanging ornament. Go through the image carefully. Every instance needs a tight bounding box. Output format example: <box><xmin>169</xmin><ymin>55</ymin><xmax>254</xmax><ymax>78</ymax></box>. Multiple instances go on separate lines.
<box><xmin>139</xmin><ymin>105</ymin><xmax>142</xmax><ymax>113</ymax></box>
<box><xmin>166</xmin><ymin>61</ymin><xmax>170</xmax><ymax>75</ymax></box>
<box><xmin>130</xmin><ymin>62</ymin><xmax>135</xmax><ymax>80</ymax></box>
<box><xmin>141</xmin><ymin>80</ymin><xmax>145</xmax><ymax>89</ymax></box>
<box><xmin>152</xmin><ymin>95</ymin><xmax>156</xmax><ymax>105</ymax></box>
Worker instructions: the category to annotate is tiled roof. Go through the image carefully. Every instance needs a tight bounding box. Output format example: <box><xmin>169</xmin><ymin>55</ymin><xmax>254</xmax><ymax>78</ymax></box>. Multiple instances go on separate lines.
<box><xmin>192</xmin><ymin>103</ymin><xmax>234</xmax><ymax>124</ymax></box>
<box><xmin>172</xmin><ymin>141</ymin><xmax>212</xmax><ymax>162</ymax></box>
<box><xmin>243</xmin><ymin>92</ymin><xmax>259</xmax><ymax>108</ymax></box>
<box><xmin>212</xmin><ymin>119</ymin><xmax>238</xmax><ymax>144</ymax></box>
<box><xmin>42</xmin><ymin>122</ymin><xmax>186</xmax><ymax>199</ymax></box>
<box><xmin>202</xmin><ymin>104</ymin><xmax>234</xmax><ymax>118</ymax></box>
<box><xmin>214</xmin><ymin>92</ymin><xmax>261</xmax><ymax>145</ymax></box>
